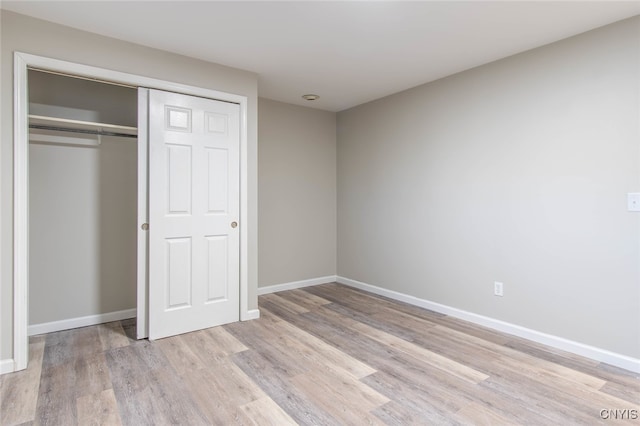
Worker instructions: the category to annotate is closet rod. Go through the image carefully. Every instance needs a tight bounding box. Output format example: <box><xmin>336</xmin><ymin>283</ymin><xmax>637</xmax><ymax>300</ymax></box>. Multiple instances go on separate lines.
<box><xmin>29</xmin><ymin>124</ymin><xmax>137</xmax><ymax>139</ymax></box>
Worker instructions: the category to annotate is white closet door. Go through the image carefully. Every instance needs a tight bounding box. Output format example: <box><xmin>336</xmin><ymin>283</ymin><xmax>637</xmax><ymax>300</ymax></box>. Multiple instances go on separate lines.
<box><xmin>148</xmin><ymin>89</ymin><xmax>240</xmax><ymax>340</ymax></box>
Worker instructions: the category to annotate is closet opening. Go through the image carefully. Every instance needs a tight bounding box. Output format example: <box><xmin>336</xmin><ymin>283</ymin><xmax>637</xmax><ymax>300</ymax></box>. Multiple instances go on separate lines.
<box><xmin>13</xmin><ymin>51</ymin><xmax>251</xmax><ymax>373</ymax></box>
<box><xmin>27</xmin><ymin>69</ymin><xmax>139</xmax><ymax>336</ymax></box>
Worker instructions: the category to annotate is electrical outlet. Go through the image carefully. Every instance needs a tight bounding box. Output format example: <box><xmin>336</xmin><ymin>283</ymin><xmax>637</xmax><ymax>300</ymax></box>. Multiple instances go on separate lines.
<box><xmin>494</xmin><ymin>281</ymin><xmax>504</xmax><ymax>297</ymax></box>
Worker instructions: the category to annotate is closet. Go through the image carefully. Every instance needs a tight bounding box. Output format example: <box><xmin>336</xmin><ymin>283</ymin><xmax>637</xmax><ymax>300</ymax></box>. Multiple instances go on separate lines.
<box><xmin>28</xmin><ymin>70</ymin><xmax>138</xmax><ymax>333</ymax></box>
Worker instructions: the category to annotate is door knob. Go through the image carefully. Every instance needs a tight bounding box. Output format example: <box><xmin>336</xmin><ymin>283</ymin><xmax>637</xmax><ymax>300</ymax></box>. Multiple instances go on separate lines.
<box><xmin>231</xmin><ymin>221</ymin><xmax>238</xmax><ymax>228</ymax></box>
<box><xmin>141</xmin><ymin>223</ymin><xmax>149</xmax><ymax>231</ymax></box>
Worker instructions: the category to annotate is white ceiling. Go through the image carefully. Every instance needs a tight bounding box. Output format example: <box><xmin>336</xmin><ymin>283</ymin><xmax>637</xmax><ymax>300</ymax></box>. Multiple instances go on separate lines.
<box><xmin>3</xmin><ymin>1</ymin><xmax>639</xmax><ymax>112</ymax></box>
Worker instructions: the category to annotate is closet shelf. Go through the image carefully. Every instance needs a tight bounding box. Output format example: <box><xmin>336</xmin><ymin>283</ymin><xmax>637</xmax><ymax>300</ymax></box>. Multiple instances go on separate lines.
<box><xmin>29</xmin><ymin>114</ymin><xmax>138</xmax><ymax>136</ymax></box>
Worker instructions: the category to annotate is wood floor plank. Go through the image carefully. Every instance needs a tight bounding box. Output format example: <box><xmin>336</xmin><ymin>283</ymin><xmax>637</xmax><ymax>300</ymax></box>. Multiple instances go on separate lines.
<box><xmin>231</xmin><ymin>349</ymin><xmax>341</xmax><ymax>425</ymax></box>
<box><xmin>176</xmin><ymin>326</ymin><xmax>249</xmax><ymax>369</ymax></box>
<box><xmin>427</xmin><ymin>324</ymin><xmax>606</xmax><ymax>390</ymax></box>
<box><xmin>290</xmin><ymin>368</ymin><xmax>389</xmax><ymax>425</ymax></box>
<box><xmin>599</xmin><ymin>380</ymin><xmax>640</xmax><ymax>406</ymax></box>
<box><xmin>454</xmin><ymin>401</ymin><xmax>517</xmax><ymax>426</ymax></box>
<box><xmin>322</xmin><ymin>301</ymin><xmax>437</xmax><ymax>344</ymax></box>
<box><xmin>261</xmin><ymin>294</ymin><xmax>396</xmax><ymax>374</ymax></box>
<box><xmin>109</xmin><ymin>358</ymin><xmax>209</xmax><ymax>425</ymax></box>
<box><xmin>505</xmin><ymin>339</ymin><xmax>640</xmax><ymax>402</ymax></box>
<box><xmin>72</xmin><ymin>351</ymin><xmax>113</xmax><ymax>398</ymax></box>
<box><xmin>306</xmin><ymin>283</ymin><xmax>447</xmax><ymax>322</ymax></box>
<box><xmin>379</xmin><ymin>318</ymin><xmax>629</xmax><ymax>418</ymax></box>
<box><xmin>181</xmin><ymin>359</ymin><xmax>266</xmax><ymax>424</ymax></box>
<box><xmin>303</xmin><ymin>284</ymin><xmax>380</xmax><ymax>315</ymax></box>
<box><xmin>204</xmin><ymin>325</ymin><xmax>249</xmax><ymax>355</ymax></box>
<box><xmin>597</xmin><ymin>362</ymin><xmax>640</xmax><ymax>381</ymax></box>
<box><xmin>0</xmin><ymin>336</ymin><xmax>45</xmax><ymax>426</ymax></box>
<box><xmin>105</xmin><ymin>340</ymin><xmax>186</xmax><ymax>424</ymax></box>
<box><xmin>307</xmin><ymin>304</ymin><xmax>488</xmax><ymax>384</ymax></box>
<box><xmin>119</xmin><ymin>318</ymin><xmax>137</xmax><ymax>341</ymax></box>
<box><xmin>257</xmin><ymin>306</ymin><xmax>284</xmax><ymax>323</ymax></box>
<box><xmin>4</xmin><ymin>283</ymin><xmax>638</xmax><ymax>426</ymax></box>
<box><xmin>195</xmin><ymin>358</ymin><xmax>265</xmax><ymax>405</ymax></box>
<box><xmin>97</xmin><ymin>321</ymin><xmax>130</xmax><ymax>351</ymax></box>
<box><xmin>224</xmin><ymin>321</ymin><xmax>309</xmax><ymax>377</ymax></box>
<box><xmin>479</xmin><ymin>376</ymin><xmax>616</xmax><ymax>425</ymax></box>
<box><xmin>361</xmin><ymin>367</ymin><xmax>473</xmax><ymax>419</ymax></box>
<box><xmin>430</xmin><ymin>315</ymin><xmax>512</xmax><ymax>346</ymax></box>
<box><xmin>140</xmin><ymin>368</ymin><xmax>210</xmax><ymax>425</ymax></box>
<box><xmin>313</xmin><ymin>284</ymin><xmax>510</xmax><ymax>347</ymax></box>
<box><xmin>261</xmin><ymin>293</ymin><xmax>310</xmax><ymax>315</ymax></box>
<box><xmin>371</xmin><ymin>400</ymin><xmax>462</xmax><ymax>426</ymax></box>
<box><xmin>428</xmin><ymin>324</ymin><xmax>612</xmax><ymax>394</ymax></box>
<box><xmin>41</xmin><ymin>327</ymin><xmax>102</xmax><ymax>369</ymax></box>
<box><xmin>504</xmin><ymin>337</ymin><xmax>601</xmax><ymax>371</ymax></box>
<box><xmin>414</xmin><ymin>325</ymin><xmax>637</xmax><ymax>424</ymax></box>
<box><xmin>36</xmin><ymin>335</ymin><xmax>110</xmax><ymax>425</ymax></box>
<box><xmin>288</xmin><ymin>305</ymin><xmax>575</xmax><ymax>424</ymax></box>
<box><xmin>278</xmin><ymin>288</ymin><xmax>332</xmax><ymax>310</ymax></box>
<box><xmin>297</xmin><ymin>307</ymin><xmax>478</xmax><ymax>385</ymax></box>
<box><xmin>180</xmin><ymin>329</ymin><xmax>234</xmax><ymax>365</ymax></box>
<box><xmin>34</xmin><ymin>361</ymin><xmax>78</xmax><ymax>426</ymax></box>
<box><xmin>239</xmin><ymin>396</ymin><xmax>298</xmax><ymax>426</ymax></box>
<box><xmin>349</xmin><ymin>321</ymin><xmax>489</xmax><ymax>384</ymax></box>
<box><xmin>156</xmin><ymin>334</ymin><xmax>205</xmax><ymax>374</ymax></box>
<box><xmin>286</xmin><ymin>308</ymin><xmax>499</xmax><ymax>420</ymax></box>
<box><xmin>282</xmin><ymin>290</ymin><xmax>636</xmax><ymax>421</ymax></box>
<box><xmin>106</xmin><ymin>339</ymin><xmax>166</xmax><ymax>377</ymax></box>
<box><xmin>76</xmin><ymin>388</ymin><xmax>122</xmax><ymax>426</ymax></box>
<box><xmin>362</xmin><ymin>364</ymin><xmax>557</xmax><ymax>425</ymax></box>
<box><xmin>258</xmin><ymin>307</ymin><xmax>377</xmax><ymax>379</ymax></box>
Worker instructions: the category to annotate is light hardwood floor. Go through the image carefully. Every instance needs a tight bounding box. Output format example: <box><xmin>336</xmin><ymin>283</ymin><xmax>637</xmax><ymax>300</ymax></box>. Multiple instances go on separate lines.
<box><xmin>1</xmin><ymin>283</ymin><xmax>638</xmax><ymax>425</ymax></box>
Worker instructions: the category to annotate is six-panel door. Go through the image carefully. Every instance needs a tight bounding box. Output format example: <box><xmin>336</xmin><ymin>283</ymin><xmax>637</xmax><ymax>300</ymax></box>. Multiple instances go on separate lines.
<box><xmin>148</xmin><ymin>89</ymin><xmax>240</xmax><ymax>339</ymax></box>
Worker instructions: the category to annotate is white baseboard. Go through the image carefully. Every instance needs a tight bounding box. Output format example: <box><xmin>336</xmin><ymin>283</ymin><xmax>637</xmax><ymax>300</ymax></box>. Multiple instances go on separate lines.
<box><xmin>258</xmin><ymin>275</ymin><xmax>337</xmax><ymax>295</ymax></box>
<box><xmin>242</xmin><ymin>309</ymin><xmax>261</xmax><ymax>321</ymax></box>
<box><xmin>337</xmin><ymin>276</ymin><xmax>640</xmax><ymax>374</ymax></box>
<box><xmin>0</xmin><ymin>359</ymin><xmax>15</xmax><ymax>375</ymax></box>
<box><xmin>28</xmin><ymin>308</ymin><xmax>136</xmax><ymax>336</ymax></box>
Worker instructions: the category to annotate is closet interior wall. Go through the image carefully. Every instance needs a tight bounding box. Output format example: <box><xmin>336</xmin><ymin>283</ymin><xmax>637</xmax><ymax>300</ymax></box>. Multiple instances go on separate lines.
<box><xmin>28</xmin><ymin>70</ymin><xmax>138</xmax><ymax>331</ymax></box>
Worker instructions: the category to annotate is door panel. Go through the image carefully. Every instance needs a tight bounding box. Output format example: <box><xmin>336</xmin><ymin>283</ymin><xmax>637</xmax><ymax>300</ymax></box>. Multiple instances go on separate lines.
<box><xmin>167</xmin><ymin>144</ymin><xmax>192</xmax><ymax>214</ymax></box>
<box><xmin>206</xmin><ymin>235</ymin><xmax>228</xmax><ymax>301</ymax></box>
<box><xmin>148</xmin><ymin>89</ymin><xmax>240</xmax><ymax>340</ymax></box>
<box><xmin>206</xmin><ymin>148</ymin><xmax>229</xmax><ymax>213</ymax></box>
<box><xmin>166</xmin><ymin>237</ymin><xmax>192</xmax><ymax>309</ymax></box>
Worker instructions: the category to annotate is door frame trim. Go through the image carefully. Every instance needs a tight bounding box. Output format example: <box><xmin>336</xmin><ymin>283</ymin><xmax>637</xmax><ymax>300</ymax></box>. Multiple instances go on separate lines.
<box><xmin>12</xmin><ymin>51</ymin><xmax>251</xmax><ymax>371</ymax></box>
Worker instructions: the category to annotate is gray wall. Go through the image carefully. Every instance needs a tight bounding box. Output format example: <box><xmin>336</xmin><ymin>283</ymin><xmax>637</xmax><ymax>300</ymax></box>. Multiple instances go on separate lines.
<box><xmin>1</xmin><ymin>10</ymin><xmax>259</xmax><ymax>360</ymax></box>
<box><xmin>258</xmin><ymin>98</ymin><xmax>336</xmax><ymax>287</ymax></box>
<box><xmin>337</xmin><ymin>17</ymin><xmax>640</xmax><ymax>358</ymax></box>
<box><xmin>28</xmin><ymin>70</ymin><xmax>138</xmax><ymax>127</ymax></box>
<box><xmin>29</xmin><ymin>71</ymin><xmax>137</xmax><ymax>325</ymax></box>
